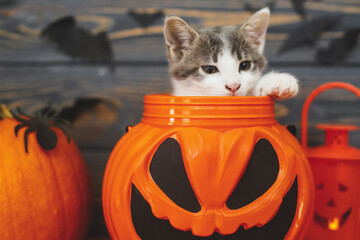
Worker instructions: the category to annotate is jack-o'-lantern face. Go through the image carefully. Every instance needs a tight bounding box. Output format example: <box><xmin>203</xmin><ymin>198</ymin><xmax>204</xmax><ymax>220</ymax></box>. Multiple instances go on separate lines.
<box><xmin>103</xmin><ymin>95</ymin><xmax>315</xmax><ymax>240</ymax></box>
<box><xmin>115</xmin><ymin>126</ymin><xmax>301</xmax><ymax>239</ymax></box>
<box><xmin>313</xmin><ymin>162</ymin><xmax>356</xmax><ymax>231</ymax></box>
<box><xmin>103</xmin><ymin>123</ymin><xmax>315</xmax><ymax>240</ymax></box>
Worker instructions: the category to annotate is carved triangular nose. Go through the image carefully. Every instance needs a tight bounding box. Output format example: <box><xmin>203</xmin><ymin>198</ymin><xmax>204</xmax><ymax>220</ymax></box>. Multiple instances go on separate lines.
<box><xmin>178</xmin><ymin>128</ymin><xmax>257</xmax><ymax>208</ymax></box>
<box><xmin>225</xmin><ymin>84</ymin><xmax>241</xmax><ymax>93</ymax></box>
<box><xmin>327</xmin><ymin>198</ymin><xmax>336</xmax><ymax>207</ymax></box>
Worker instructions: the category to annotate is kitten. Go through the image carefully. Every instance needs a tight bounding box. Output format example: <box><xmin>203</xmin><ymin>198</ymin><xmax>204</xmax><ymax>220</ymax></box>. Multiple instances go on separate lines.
<box><xmin>164</xmin><ymin>8</ymin><xmax>298</xmax><ymax>98</ymax></box>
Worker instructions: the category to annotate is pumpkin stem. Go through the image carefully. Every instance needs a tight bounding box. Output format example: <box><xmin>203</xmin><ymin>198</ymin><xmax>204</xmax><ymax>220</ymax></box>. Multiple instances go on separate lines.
<box><xmin>0</xmin><ymin>104</ymin><xmax>13</xmax><ymax>119</ymax></box>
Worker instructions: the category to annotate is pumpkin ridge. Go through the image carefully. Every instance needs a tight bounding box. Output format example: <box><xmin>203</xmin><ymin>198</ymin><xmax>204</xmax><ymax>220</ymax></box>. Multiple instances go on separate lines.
<box><xmin>32</xmin><ymin>147</ymin><xmax>54</xmax><ymax>238</ymax></box>
<box><xmin>44</xmin><ymin>147</ymin><xmax>67</xmax><ymax>239</ymax></box>
<box><xmin>58</xmin><ymin>134</ymin><xmax>83</xmax><ymax>239</ymax></box>
<box><xmin>1</xmin><ymin>172</ymin><xmax>16</xmax><ymax>239</ymax></box>
<box><xmin>0</xmin><ymin>117</ymin><xmax>92</xmax><ymax>240</ymax></box>
<box><xmin>57</xmin><ymin>132</ymin><xmax>92</xmax><ymax>239</ymax></box>
<box><xmin>0</xmin><ymin>123</ymin><xmax>16</xmax><ymax>239</ymax></box>
<box><xmin>28</xmin><ymin>140</ymin><xmax>48</xmax><ymax>239</ymax></box>
<box><xmin>28</xmin><ymin>128</ymin><xmax>68</xmax><ymax>239</ymax></box>
<box><xmin>16</xmin><ymin>123</ymin><xmax>39</xmax><ymax>239</ymax></box>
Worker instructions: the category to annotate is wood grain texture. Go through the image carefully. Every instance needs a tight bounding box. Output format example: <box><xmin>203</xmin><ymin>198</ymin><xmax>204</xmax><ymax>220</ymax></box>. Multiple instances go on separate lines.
<box><xmin>1</xmin><ymin>0</ymin><xmax>360</xmax><ymax>238</ymax></box>
<box><xmin>0</xmin><ymin>0</ymin><xmax>360</xmax><ymax>63</ymax></box>
<box><xmin>1</xmin><ymin>64</ymin><xmax>359</xmax><ymax>148</ymax></box>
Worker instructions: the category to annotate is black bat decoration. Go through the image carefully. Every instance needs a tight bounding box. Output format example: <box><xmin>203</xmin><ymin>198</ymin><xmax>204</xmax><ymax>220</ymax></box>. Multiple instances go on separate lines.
<box><xmin>127</xmin><ymin>10</ymin><xmax>164</xmax><ymax>28</ymax></box>
<box><xmin>278</xmin><ymin>14</ymin><xmax>342</xmax><ymax>54</ymax></box>
<box><xmin>57</xmin><ymin>97</ymin><xmax>110</xmax><ymax>123</ymax></box>
<box><xmin>290</xmin><ymin>0</ymin><xmax>306</xmax><ymax>19</ymax></box>
<box><xmin>0</xmin><ymin>0</ymin><xmax>16</xmax><ymax>6</ymax></box>
<box><xmin>244</xmin><ymin>0</ymin><xmax>276</xmax><ymax>13</ymax></box>
<box><xmin>41</xmin><ymin>16</ymin><xmax>114</xmax><ymax>69</ymax></box>
<box><xmin>316</xmin><ymin>28</ymin><xmax>360</xmax><ymax>65</ymax></box>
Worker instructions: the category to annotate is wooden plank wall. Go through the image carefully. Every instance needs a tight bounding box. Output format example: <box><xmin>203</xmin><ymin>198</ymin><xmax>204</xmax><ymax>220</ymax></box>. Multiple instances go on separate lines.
<box><xmin>1</xmin><ymin>0</ymin><xmax>360</xmax><ymax>238</ymax></box>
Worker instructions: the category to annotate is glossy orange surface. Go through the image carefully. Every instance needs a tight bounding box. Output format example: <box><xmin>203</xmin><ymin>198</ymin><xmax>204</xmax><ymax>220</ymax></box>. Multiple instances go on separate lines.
<box><xmin>103</xmin><ymin>95</ymin><xmax>314</xmax><ymax>240</ymax></box>
<box><xmin>302</xmin><ymin>82</ymin><xmax>360</xmax><ymax>240</ymax></box>
<box><xmin>301</xmin><ymin>82</ymin><xmax>360</xmax><ymax>152</ymax></box>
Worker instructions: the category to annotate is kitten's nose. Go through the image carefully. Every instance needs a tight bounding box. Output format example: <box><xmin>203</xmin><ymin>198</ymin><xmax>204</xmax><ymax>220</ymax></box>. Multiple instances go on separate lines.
<box><xmin>225</xmin><ymin>84</ymin><xmax>241</xmax><ymax>93</ymax></box>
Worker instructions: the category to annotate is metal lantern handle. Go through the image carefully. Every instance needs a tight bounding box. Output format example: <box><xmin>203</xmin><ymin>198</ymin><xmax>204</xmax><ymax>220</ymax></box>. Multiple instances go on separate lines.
<box><xmin>301</xmin><ymin>82</ymin><xmax>360</xmax><ymax>150</ymax></box>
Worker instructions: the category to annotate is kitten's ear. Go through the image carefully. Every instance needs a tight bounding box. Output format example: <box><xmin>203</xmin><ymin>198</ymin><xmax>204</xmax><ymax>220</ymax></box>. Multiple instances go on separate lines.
<box><xmin>240</xmin><ymin>7</ymin><xmax>270</xmax><ymax>54</ymax></box>
<box><xmin>164</xmin><ymin>16</ymin><xmax>199</xmax><ymax>62</ymax></box>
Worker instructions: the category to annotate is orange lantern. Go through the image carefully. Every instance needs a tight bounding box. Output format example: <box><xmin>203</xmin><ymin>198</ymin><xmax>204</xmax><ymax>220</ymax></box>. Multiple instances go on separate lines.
<box><xmin>103</xmin><ymin>95</ymin><xmax>314</xmax><ymax>240</ymax></box>
<box><xmin>302</xmin><ymin>82</ymin><xmax>360</xmax><ymax>240</ymax></box>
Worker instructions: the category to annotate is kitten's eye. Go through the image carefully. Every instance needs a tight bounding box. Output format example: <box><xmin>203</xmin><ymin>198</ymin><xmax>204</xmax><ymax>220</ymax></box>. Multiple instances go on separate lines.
<box><xmin>239</xmin><ymin>60</ymin><xmax>251</xmax><ymax>71</ymax></box>
<box><xmin>201</xmin><ymin>65</ymin><xmax>219</xmax><ymax>74</ymax></box>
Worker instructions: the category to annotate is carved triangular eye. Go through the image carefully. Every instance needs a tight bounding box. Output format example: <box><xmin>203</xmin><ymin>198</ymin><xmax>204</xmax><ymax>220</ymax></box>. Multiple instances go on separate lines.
<box><xmin>150</xmin><ymin>138</ymin><xmax>201</xmax><ymax>213</ymax></box>
<box><xmin>316</xmin><ymin>183</ymin><xmax>324</xmax><ymax>190</ymax></box>
<box><xmin>227</xmin><ymin>139</ymin><xmax>279</xmax><ymax>209</ymax></box>
<box><xmin>339</xmin><ymin>182</ymin><xmax>348</xmax><ymax>192</ymax></box>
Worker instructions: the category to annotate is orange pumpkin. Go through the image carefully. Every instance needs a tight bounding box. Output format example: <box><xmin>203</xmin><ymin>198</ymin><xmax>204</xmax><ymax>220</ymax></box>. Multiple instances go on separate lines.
<box><xmin>103</xmin><ymin>95</ymin><xmax>314</xmax><ymax>240</ymax></box>
<box><xmin>0</xmin><ymin>109</ymin><xmax>93</xmax><ymax>240</ymax></box>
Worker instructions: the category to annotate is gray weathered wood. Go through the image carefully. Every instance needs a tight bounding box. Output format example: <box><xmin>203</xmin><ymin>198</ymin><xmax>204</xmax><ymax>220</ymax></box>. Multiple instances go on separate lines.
<box><xmin>1</xmin><ymin>0</ymin><xmax>360</xmax><ymax>64</ymax></box>
<box><xmin>1</xmin><ymin>65</ymin><xmax>359</xmax><ymax>149</ymax></box>
<box><xmin>1</xmin><ymin>0</ymin><xmax>360</xmax><ymax>238</ymax></box>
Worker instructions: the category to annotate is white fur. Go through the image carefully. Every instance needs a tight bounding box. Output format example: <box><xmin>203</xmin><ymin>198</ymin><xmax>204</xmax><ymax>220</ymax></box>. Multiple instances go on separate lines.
<box><xmin>253</xmin><ymin>71</ymin><xmax>299</xmax><ymax>99</ymax></box>
<box><xmin>164</xmin><ymin>16</ymin><xmax>198</xmax><ymax>50</ymax></box>
<box><xmin>172</xmin><ymin>49</ymin><xmax>261</xmax><ymax>96</ymax></box>
<box><xmin>241</xmin><ymin>7</ymin><xmax>270</xmax><ymax>54</ymax></box>
<box><xmin>167</xmin><ymin>8</ymin><xmax>299</xmax><ymax>99</ymax></box>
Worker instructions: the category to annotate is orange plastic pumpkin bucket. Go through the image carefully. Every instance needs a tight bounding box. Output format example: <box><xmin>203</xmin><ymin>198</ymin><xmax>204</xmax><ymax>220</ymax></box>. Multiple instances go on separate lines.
<box><xmin>103</xmin><ymin>95</ymin><xmax>314</xmax><ymax>240</ymax></box>
<box><xmin>302</xmin><ymin>82</ymin><xmax>360</xmax><ymax>240</ymax></box>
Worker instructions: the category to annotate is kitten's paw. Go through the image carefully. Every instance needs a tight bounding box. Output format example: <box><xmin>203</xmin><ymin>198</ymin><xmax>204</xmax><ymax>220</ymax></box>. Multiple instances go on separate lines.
<box><xmin>255</xmin><ymin>72</ymin><xmax>299</xmax><ymax>99</ymax></box>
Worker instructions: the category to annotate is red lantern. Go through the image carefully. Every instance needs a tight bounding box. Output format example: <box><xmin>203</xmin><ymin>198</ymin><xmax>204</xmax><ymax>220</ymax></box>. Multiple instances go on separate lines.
<box><xmin>302</xmin><ymin>82</ymin><xmax>360</xmax><ymax>240</ymax></box>
<box><xmin>103</xmin><ymin>95</ymin><xmax>314</xmax><ymax>240</ymax></box>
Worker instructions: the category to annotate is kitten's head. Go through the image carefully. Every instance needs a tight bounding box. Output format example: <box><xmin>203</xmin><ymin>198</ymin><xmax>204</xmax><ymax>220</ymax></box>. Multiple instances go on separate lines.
<box><xmin>164</xmin><ymin>8</ymin><xmax>270</xmax><ymax>96</ymax></box>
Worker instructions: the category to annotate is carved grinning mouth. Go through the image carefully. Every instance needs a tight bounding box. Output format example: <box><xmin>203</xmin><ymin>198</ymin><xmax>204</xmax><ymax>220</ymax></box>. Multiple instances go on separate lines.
<box><xmin>130</xmin><ymin>178</ymin><xmax>298</xmax><ymax>240</ymax></box>
<box><xmin>314</xmin><ymin>208</ymin><xmax>352</xmax><ymax>231</ymax></box>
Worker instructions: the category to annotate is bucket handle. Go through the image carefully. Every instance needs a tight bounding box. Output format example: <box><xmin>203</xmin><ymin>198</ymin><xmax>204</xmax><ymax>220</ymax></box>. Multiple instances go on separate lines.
<box><xmin>301</xmin><ymin>82</ymin><xmax>360</xmax><ymax>150</ymax></box>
